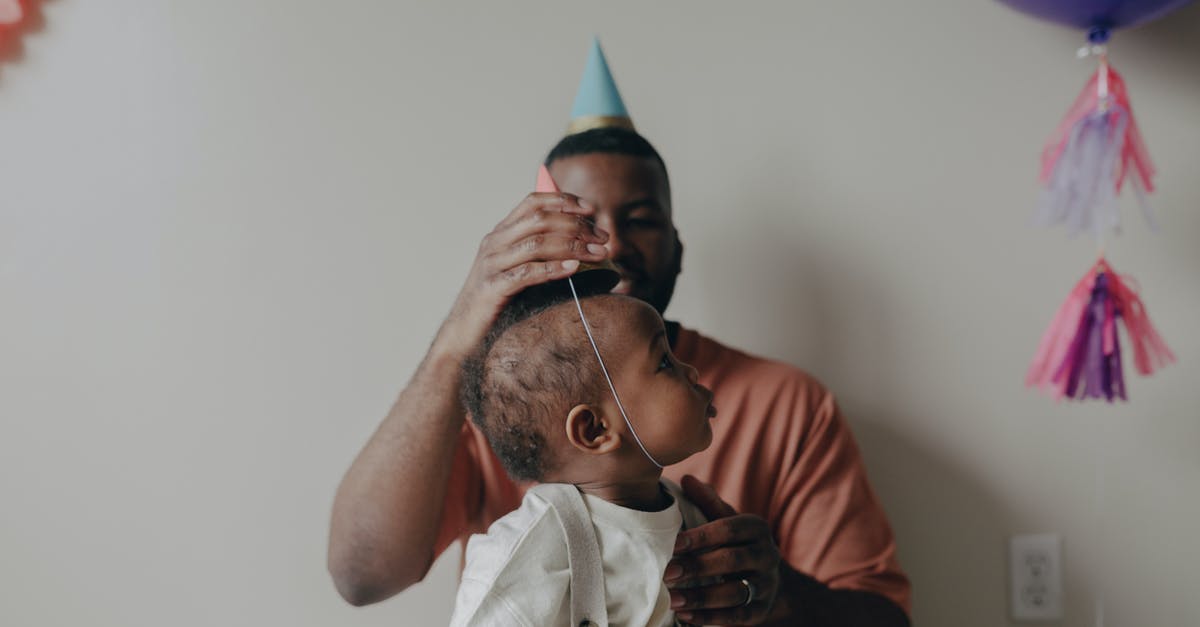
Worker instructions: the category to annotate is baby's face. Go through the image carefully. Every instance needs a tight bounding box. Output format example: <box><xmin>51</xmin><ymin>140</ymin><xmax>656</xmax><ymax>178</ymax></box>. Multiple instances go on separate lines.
<box><xmin>584</xmin><ymin>295</ymin><xmax>716</xmax><ymax>466</ymax></box>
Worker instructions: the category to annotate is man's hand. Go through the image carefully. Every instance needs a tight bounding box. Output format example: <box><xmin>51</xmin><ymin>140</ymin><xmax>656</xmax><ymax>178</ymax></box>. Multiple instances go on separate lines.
<box><xmin>667</xmin><ymin>475</ymin><xmax>782</xmax><ymax>625</ymax></box>
<box><xmin>436</xmin><ymin>192</ymin><xmax>610</xmax><ymax>359</ymax></box>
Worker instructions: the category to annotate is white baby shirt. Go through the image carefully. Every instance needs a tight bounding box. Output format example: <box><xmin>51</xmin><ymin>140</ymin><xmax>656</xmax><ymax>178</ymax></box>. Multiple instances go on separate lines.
<box><xmin>449</xmin><ymin>479</ymin><xmax>706</xmax><ymax>626</ymax></box>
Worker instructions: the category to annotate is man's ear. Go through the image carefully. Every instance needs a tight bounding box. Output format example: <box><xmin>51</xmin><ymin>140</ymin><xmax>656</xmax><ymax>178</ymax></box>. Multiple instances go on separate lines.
<box><xmin>672</xmin><ymin>229</ymin><xmax>684</xmax><ymax>274</ymax></box>
<box><xmin>565</xmin><ymin>404</ymin><xmax>621</xmax><ymax>455</ymax></box>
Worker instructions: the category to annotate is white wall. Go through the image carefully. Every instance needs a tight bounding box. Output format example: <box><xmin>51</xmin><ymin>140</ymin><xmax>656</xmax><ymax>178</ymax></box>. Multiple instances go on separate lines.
<box><xmin>2</xmin><ymin>1</ymin><xmax>1198</xmax><ymax>625</ymax></box>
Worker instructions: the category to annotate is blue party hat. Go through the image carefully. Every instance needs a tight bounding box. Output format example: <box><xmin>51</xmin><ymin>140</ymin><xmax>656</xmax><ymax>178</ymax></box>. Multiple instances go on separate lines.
<box><xmin>568</xmin><ymin>37</ymin><xmax>634</xmax><ymax>134</ymax></box>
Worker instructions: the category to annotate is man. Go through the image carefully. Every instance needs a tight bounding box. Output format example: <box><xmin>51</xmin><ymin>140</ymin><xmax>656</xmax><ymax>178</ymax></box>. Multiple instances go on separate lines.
<box><xmin>328</xmin><ymin>40</ymin><xmax>910</xmax><ymax>626</ymax></box>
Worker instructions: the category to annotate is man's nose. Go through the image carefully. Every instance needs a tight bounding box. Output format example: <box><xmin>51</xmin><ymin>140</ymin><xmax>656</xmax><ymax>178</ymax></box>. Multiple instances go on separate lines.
<box><xmin>594</xmin><ymin>216</ymin><xmax>625</xmax><ymax>259</ymax></box>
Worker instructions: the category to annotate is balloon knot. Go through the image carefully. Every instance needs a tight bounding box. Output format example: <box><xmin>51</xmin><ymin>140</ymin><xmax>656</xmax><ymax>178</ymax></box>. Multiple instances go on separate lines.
<box><xmin>1088</xmin><ymin>25</ymin><xmax>1111</xmax><ymax>44</ymax></box>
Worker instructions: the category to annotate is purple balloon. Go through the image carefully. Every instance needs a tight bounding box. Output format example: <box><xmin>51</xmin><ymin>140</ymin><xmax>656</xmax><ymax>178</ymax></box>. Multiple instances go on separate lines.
<box><xmin>996</xmin><ymin>0</ymin><xmax>1195</xmax><ymax>40</ymax></box>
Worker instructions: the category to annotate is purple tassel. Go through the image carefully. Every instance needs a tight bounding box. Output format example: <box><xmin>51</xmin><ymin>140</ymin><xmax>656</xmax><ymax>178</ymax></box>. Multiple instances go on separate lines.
<box><xmin>1108</xmin><ymin>308</ymin><xmax>1127</xmax><ymax>401</ymax></box>
<box><xmin>1053</xmin><ymin>273</ymin><xmax>1127</xmax><ymax>402</ymax></box>
<box><xmin>1081</xmin><ymin>291</ymin><xmax>1107</xmax><ymax>399</ymax></box>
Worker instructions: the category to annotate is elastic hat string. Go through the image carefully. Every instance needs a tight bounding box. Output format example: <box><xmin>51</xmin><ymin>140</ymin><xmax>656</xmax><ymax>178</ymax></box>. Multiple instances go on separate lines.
<box><xmin>566</xmin><ymin>277</ymin><xmax>663</xmax><ymax>469</ymax></box>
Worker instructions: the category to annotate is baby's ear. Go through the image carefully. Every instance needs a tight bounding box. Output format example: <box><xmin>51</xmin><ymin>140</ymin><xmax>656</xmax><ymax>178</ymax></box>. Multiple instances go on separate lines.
<box><xmin>564</xmin><ymin>404</ymin><xmax>621</xmax><ymax>455</ymax></box>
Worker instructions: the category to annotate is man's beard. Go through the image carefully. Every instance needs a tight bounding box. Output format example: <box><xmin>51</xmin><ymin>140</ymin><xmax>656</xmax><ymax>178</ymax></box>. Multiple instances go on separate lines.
<box><xmin>638</xmin><ymin>269</ymin><xmax>679</xmax><ymax>316</ymax></box>
<box><xmin>626</xmin><ymin>244</ymin><xmax>682</xmax><ymax>315</ymax></box>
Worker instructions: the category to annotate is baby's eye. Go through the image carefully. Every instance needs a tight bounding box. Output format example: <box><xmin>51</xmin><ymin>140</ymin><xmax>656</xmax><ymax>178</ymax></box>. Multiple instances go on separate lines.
<box><xmin>656</xmin><ymin>353</ymin><xmax>674</xmax><ymax>372</ymax></box>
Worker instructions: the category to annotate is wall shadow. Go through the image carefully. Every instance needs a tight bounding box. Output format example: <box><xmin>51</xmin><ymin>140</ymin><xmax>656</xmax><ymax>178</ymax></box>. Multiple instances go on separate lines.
<box><xmin>853</xmin><ymin>413</ymin><xmax>1016</xmax><ymax>626</ymax></box>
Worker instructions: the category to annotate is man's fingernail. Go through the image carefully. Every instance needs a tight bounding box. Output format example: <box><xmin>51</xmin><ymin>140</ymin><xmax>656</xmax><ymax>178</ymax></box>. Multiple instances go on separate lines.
<box><xmin>674</xmin><ymin>536</ymin><xmax>689</xmax><ymax>552</ymax></box>
<box><xmin>670</xmin><ymin>590</ymin><xmax>685</xmax><ymax>609</ymax></box>
<box><xmin>677</xmin><ymin>612</ymin><xmax>693</xmax><ymax>622</ymax></box>
<box><xmin>561</xmin><ymin>259</ymin><xmax>580</xmax><ymax>271</ymax></box>
<box><xmin>586</xmin><ymin>243</ymin><xmax>606</xmax><ymax>256</ymax></box>
<box><xmin>664</xmin><ymin>563</ymin><xmax>683</xmax><ymax>581</ymax></box>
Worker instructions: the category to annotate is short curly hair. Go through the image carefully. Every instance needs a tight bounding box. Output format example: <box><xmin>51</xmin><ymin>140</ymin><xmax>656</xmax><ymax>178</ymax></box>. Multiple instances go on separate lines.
<box><xmin>460</xmin><ymin>280</ymin><xmax>608</xmax><ymax>482</ymax></box>
<box><xmin>545</xmin><ymin>127</ymin><xmax>670</xmax><ymax>191</ymax></box>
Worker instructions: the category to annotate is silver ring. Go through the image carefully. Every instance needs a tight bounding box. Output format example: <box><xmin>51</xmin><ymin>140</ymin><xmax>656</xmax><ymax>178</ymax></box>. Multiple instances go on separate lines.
<box><xmin>739</xmin><ymin>578</ymin><xmax>756</xmax><ymax>607</ymax></box>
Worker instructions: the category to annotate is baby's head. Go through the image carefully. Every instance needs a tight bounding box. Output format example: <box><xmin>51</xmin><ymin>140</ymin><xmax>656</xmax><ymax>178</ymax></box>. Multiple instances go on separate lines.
<box><xmin>461</xmin><ymin>286</ymin><xmax>715</xmax><ymax>484</ymax></box>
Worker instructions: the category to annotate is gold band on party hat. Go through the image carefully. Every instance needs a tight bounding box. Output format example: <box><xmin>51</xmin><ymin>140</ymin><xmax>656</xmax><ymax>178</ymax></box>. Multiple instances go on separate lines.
<box><xmin>567</xmin><ymin>115</ymin><xmax>634</xmax><ymax>135</ymax></box>
<box><xmin>570</xmin><ymin>258</ymin><xmax>621</xmax><ymax>294</ymax></box>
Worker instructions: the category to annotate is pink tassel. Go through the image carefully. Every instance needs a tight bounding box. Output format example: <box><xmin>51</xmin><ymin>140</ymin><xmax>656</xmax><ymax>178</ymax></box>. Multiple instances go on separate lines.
<box><xmin>1037</xmin><ymin>62</ymin><xmax>1158</xmax><ymax>237</ymax></box>
<box><xmin>1027</xmin><ymin>271</ymin><xmax>1096</xmax><ymax>398</ymax></box>
<box><xmin>1040</xmin><ymin>64</ymin><xmax>1155</xmax><ymax>193</ymax></box>
<box><xmin>1028</xmin><ymin>258</ymin><xmax>1173</xmax><ymax>401</ymax></box>
<box><xmin>1106</xmin><ymin>271</ymin><xmax>1175</xmax><ymax>376</ymax></box>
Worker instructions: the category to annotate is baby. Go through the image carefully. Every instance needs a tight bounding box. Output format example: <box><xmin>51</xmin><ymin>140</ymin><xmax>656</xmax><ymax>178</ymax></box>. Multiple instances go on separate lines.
<box><xmin>449</xmin><ymin>275</ymin><xmax>717</xmax><ymax>626</ymax></box>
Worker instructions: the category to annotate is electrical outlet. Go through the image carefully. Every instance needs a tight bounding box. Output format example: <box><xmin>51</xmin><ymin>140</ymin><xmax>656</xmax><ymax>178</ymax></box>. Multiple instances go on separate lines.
<box><xmin>1009</xmin><ymin>533</ymin><xmax>1063</xmax><ymax>621</ymax></box>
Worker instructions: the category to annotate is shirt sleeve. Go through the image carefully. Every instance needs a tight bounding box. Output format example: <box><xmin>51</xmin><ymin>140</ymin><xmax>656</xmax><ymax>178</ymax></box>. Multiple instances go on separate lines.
<box><xmin>771</xmin><ymin>387</ymin><xmax>911</xmax><ymax>614</ymax></box>
<box><xmin>449</xmin><ymin>508</ymin><xmax>571</xmax><ymax>627</ymax></box>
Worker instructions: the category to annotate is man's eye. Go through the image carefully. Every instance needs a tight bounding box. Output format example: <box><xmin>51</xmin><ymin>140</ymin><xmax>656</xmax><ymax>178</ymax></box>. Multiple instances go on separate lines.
<box><xmin>626</xmin><ymin>217</ymin><xmax>662</xmax><ymax>229</ymax></box>
<box><xmin>657</xmin><ymin>354</ymin><xmax>674</xmax><ymax>372</ymax></box>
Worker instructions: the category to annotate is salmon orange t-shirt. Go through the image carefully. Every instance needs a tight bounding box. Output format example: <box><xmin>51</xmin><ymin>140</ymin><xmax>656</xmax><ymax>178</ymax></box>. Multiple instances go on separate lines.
<box><xmin>434</xmin><ymin>325</ymin><xmax>911</xmax><ymax>614</ymax></box>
